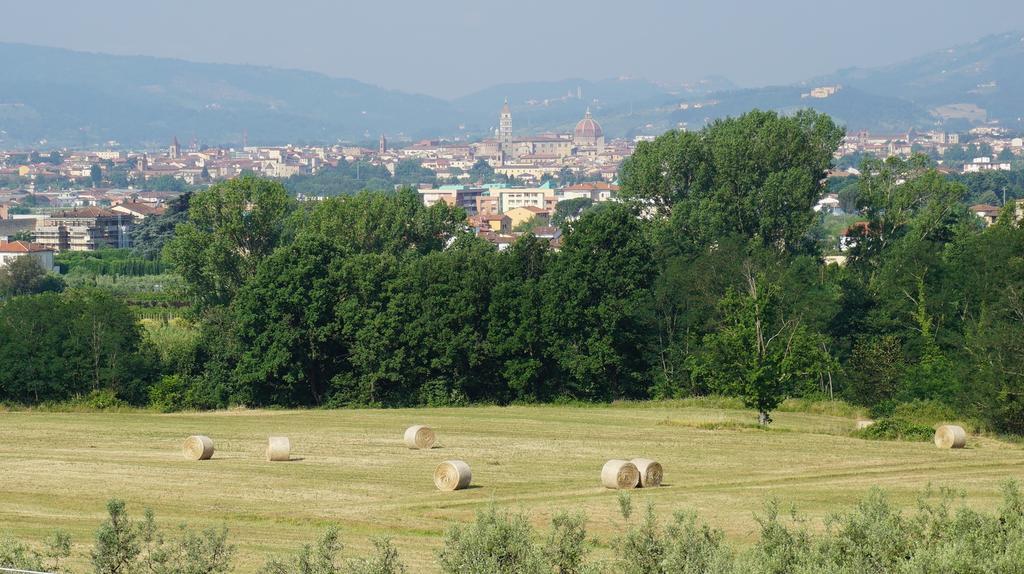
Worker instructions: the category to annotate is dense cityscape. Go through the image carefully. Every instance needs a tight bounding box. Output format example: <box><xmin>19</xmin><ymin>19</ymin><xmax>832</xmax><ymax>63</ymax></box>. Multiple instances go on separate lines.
<box><xmin>3</xmin><ymin>99</ymin><xmax>1024</xmax><ymax>259</ymax></box>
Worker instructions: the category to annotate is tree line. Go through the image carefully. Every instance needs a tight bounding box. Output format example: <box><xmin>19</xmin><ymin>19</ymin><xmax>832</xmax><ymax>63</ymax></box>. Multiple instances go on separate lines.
<box><xmin>2</xmin><ymin>109</ymin><xmax>1023</xmax><ymax>431</ymax></box>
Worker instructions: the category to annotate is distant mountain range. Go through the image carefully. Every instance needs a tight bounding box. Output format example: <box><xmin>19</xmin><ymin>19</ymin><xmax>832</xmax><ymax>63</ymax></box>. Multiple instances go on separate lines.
<box><xmin>1</xmin><ymin>32</ymin><xmax>1022</xmax><ymax>148</ymax></box>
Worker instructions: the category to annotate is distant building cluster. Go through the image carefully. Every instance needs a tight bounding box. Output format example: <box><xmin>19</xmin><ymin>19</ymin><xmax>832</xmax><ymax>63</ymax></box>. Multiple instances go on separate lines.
<box><xmin>401</xmin><ymin>101</ymin><xmax>633</xmax><ymax>183</ymax></box>
<box><xmin>836</xmin><ymin>128</ymin><xmax>1023</xmax><ymax>175</ymax></box>
<box><xmin>0</xmin><ymin>100</ymin><xmax>637</xmax><ymax>257</ymax></box>
<box><xmin>0</xmin><ymin>188</ymin><xmax>168</xmax><ymax>255</ymax></box>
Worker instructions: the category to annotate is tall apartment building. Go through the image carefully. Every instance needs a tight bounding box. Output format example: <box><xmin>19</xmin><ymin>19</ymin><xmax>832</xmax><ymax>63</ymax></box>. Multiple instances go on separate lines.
<box><xmin>33</xmin><ymin>208</ymin><xmax>133</xmax><ymax>251</ymax></box>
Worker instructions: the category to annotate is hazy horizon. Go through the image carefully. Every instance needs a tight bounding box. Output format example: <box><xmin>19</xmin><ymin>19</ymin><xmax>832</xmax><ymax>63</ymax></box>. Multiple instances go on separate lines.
<box><xmin>2</xmin><ymin>0</ymin><xmax>1023</xmax><ymax>99</ymax></box>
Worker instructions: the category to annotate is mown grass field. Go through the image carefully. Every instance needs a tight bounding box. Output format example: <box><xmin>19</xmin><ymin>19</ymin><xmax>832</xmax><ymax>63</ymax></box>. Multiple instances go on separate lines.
<box><xmin>1</xmin><ymin>402</ymin><xmax>1022</xmax><ymax>572</ymax></box>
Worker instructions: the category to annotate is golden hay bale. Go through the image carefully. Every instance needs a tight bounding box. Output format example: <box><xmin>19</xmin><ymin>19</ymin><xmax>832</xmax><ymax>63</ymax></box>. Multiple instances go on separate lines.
<box><xmin>601</xmin><ymin>459</ymin><xmax>640</xmax><ymax>489</ymax></box>
<box><xmin>855</xmin><ymin>419</ymin><xmax>875</xmax><ymax>430</ymax></box>
<box><xmin>266</xmin><ymin>436</ymin><xmax>291</xmax><ymax>461</ymax></box>
<box><xmin>404</xmin><ymin>425</ymin><xmax>436</xmax><ymax>449</ymax></box>
<box><xmin>934</xmin><ymin>425</ymin><xmax>967</xmax><ymax>449</ymax></box>
<box><xmin>434</xmin><ymin>460</ymin><xmax>472</xmax><ymax>491</ymax></box>
<box><xmin>631</xmin><ymin>458</ymin><xmax>663</xmax><ymax>488</ymax></box>
<box><xmin>182</xmin><ymin>435</ymin><xmax>214</xmax><ymax>460</ymax></box>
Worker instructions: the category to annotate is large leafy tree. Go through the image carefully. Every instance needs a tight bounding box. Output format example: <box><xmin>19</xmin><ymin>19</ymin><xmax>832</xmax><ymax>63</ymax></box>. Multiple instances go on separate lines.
<box><xmin>620</xmin><ymin>109</ymin><xmax>843</xmax><ymax>253</ymax></box>
<box><xmin>542</xmin><ymin>203</ymin><xmax>654</xmax><ymax>400</ymax></box>
<box><xmin>299</xmin><ymin>187</ymin><xmax>464</xmax><ymax>256</ymax></box>
<box><xmin>165</xmin><ymin>176</ymin><xmax>293</xmax><ymax>311</ymax></box>
<box><xmin>388</xmin><ymin>237</ymin><xmax>497</xmax><ymax>405</ymax></box>
<box><xmin>691</xmin><ymin>263</ymin><xmax>834</xmax><ymax>424</ymax></box>
<box><xmin>486</xmin><ymin>235</ymin><xmax>553</xmax><ymax>402</ymax></box>
<box><xmin>231</xmin><ymin>236</ymin><xmax>351</xmax><ymax>406</ymax></box>
<box><xmin>0</xmin><ymin>290</ymin><xmax>156</xmax><ymax>404</ymax></box>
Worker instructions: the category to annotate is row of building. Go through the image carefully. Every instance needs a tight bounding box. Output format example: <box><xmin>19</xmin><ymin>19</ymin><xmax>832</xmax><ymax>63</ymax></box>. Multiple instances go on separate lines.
<box><xmin>1</xmin><ymin>101</ymin><xmax>633</xmax><ymax>193</ymax></box>
<box><xmin>838</xmin><ymin>128</ymin><xmax>1023</xmax><ymax>173</ymax></box>
<box><xmin>0</xmin><ymin>188</ymin><xmax>167</xmax><ymax>257</ymax></box>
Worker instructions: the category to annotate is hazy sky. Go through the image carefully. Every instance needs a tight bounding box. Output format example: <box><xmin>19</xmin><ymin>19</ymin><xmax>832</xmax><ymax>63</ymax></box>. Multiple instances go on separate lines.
<box><xmin>2</xmin><ymin>0</ymin><xmax>1023</xmax><ymax>98</ymax></box>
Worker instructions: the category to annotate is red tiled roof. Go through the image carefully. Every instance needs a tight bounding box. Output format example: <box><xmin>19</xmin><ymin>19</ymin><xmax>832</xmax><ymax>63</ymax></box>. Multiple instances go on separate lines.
<box><xmin>0</xmin><ymin>240</ymin><xmax>52</xmax><ymax>253</ymax></box>
<box><xmin>970</xmin><ymin>204</ymin><xmax>1000</xmax><ymax>214</ymax></box>
<box><xmin>56</xmin><ymin>207</ymin><xmax>119</xmax><ymax>218</ymax></box>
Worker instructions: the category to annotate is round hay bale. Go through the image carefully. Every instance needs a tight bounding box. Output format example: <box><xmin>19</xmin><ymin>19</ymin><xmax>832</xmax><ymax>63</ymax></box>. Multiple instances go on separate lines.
<box><xmin>266</xmin><ymin>436</ymin><xmax>291</xmax><ymax>461</ymax></box>
<box><xmin>934</xmin><ymin>425</ymin><xmax>966</xmax><ymax>449</ymax></box>
<box><xmin>434</xmin><ymin>460</ymin><xmax>472</xmax><ymax>491</ymax></box>
<box><xmin>182</xmin><ymin>435</ymin><xmax>214</xmax><ymax>460</ymax></box>
<box><xmin>404</xmin><ymin>425</ymin><xmax>436</xmax><ymax>449</ymax></box>
<box><xmin>601</xmin><ymin>459</ymin><xmax>640</xmax><ymax>490</ymax></box>
<box><xmin>855</xmin><ymin>419</ymin><xmax>875</xmax><ymax>430</ymax></box>
<box><xmin>631</xmin><ymin>458</ymin><xmax>663</xmax><ymax>488</ymax></box>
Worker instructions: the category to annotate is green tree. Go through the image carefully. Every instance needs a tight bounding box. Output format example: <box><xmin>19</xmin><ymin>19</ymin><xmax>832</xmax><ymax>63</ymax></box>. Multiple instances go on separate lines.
<box><xmin>231</xmin><ymin>236</ymin><xmax>354</xmax><ymax>406</ymax></box>
<box><xmin>620</xmin><ymin>109</ymin><xmax>843</xmax><ymax>253</ymax></box>
<box><xmin>91</xmin><ymin>500</ymin><xmax>143</xmax><ymax>574</ymax></box>
<box><xmin>299</xmin><ymin>188</ymin><xmax>463</xmax><ymax>256</ymax></box>
<box><xmin>90</xmin><ymin>163</ymin><xmax>103</xmax><ymax>187</ymax></box>
<box><xmin>132</xmin><ymin>192</ymin><xmax>192</xmax><ymax>260</ymax></box>
<box><xmin>551</xmin><ymin>198</ymin><xmax>594</xmax><ymax>226</ymax></box>
<box><xmin>165</xmin><ymin>177</ymin><xmax>293</xmax><ymax>311</ymax></box>
<box><xmin>486</xmin><ymin>235</ymin><xmax>552</xmax><ymax>402</ymax></box>
<box><xmin>0</xmin><ymin>256</ymin><xmax>65</xmax><ymax>297</ymax></box>
<box><xmin>691</xmin><ymin>263</ymin><xmax>834</xmax><ymax>424</ymax></box>
<box><xmin>542</xmin><ymin>203</ymin><xmax>654</xmax><ymax>400</ymax></box>
<box><xmin>469</xmin><ymin>159</ymin><xmax>496</xmax><ymax>183</ymax></box>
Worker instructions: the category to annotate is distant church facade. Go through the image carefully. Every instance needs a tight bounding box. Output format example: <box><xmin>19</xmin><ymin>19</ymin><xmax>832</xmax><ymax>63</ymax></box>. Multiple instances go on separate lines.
<box><xmin>476</xmin><ymin>99</ymin><xmax>606</xmax><ymax>165</ymax></box>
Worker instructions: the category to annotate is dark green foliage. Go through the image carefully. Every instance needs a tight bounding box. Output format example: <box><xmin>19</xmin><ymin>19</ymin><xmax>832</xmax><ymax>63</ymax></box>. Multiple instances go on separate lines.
<box><xmin>0</xmin><ymin>255</ymin><xmax>65</xmax><ymax>297</ymax></box>
<box><xmin>132</xmin><ymin>192</ymin><xmax>192</xmax><ymax>261</ymax></box>
<box><xmin>165</xmin><ymin>176</ymin><xmax>294</xmax><ymax>311</ymax></box>
<box><xmin>52</xmin><ymin>109</ymin><xmax>1001</xmax><ymax>425</ymax></box>
<box><xmin>620</xmin><ymin>109</ymin><xmax>843</xmax><ymax>252</ymax></box>
<box><xmin>438</xmin><ymin>505</ymin><xmax>547</xmax><ymax>574</ymax></box>
<box><xmin>551</xmin><ymin>197</ymin><xmax>594</xmax><ymax>226</ymax></box>
<box><xmin>541</xmin><ymin>203</ymin><xmax>655</xmax><ymax>400</ymax></box>
<box><xmin>284</xmin><ymin>160</ymin><xmax>437</xmax><ymax>198</ymax></box>
<box><xmin>57</xmin><ymin>248</ymin><xmax>167</xmax><ymax>276</ymax></box>
<box><xmin>143</xmin><ymin>175</ymin><xmax>188</xmax><ymax>192</ymax></box>
<box><xmin>855</xmin><ymin>418</ymin><xmax>935</xmax><ymax>442</ymax></box>
<box><xmin>0</xmin><ymin>290</ymin><xmax>158</xmax><ymax>404</ymax></box>
<box><xmin>298</xmin><ymin>188</ymin><xmax>465</xmax><ymax>256</ymax></box>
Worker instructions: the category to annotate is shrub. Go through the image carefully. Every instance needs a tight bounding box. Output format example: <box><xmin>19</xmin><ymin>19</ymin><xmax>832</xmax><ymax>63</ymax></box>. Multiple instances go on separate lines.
<box><xmin>347</xmin><ymin>538</ymin><xmax>406</xmax><ymax>574</ymax></box>
<box><xmin>617</xmin><ymin>505</ymin><xmax>665</xmax><ymax>573</ymax></box>
<box><xmin>543</xmin><ymin>511</ymin><xmax>590</xmax><ymax>574</ymax></box>
<box><xmin>0</xmin><ymin>531</ymin><xmax>70</xmax><ymax>573</ymax></box>
<box><xmin>91</xmin><ymin>499</ymin><xmax>233</xmax><ymax>574</ymax></box>
<box><xmin>438</xmin><ymin>505</ymin><xmax>546</xmax><ymax>574</ymax></box>
<box><xmin>661</xmin><ymin>511</ymin><xmax>734</xmax><ymax>574</ymax></box>
<box><xmin>260</xmin><ymin>528</ymin><xmax>405</xmax><ymax>574</ymax></box>
<box><xmin>85</xmin><ymin>389</ymin><xmax>130</xmax><ymax>410</ymax></box>
<box><xmin>148</xmin><ymin>375</ymin><xmax>189</xmax><ymax>412</ymax></box>
<box><xmin>855</xmin><ymin>417</ymin><xmax>935</xmax><ymax>442</ymax></box>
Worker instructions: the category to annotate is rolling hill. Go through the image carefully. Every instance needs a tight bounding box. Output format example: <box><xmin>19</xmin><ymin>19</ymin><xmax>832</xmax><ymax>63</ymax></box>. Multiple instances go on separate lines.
<box><xmin>0</xmin><ymin>32</ymin><xmax>1022</xmax><ymax>148</ymax></box>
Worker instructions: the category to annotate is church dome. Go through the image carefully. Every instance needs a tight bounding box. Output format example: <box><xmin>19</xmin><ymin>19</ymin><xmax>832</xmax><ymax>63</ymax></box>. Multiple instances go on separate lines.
<box><xmin>574</xmin><ymin>108</ymin><xmax>603</xmax><ymax>139</ymax></box>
